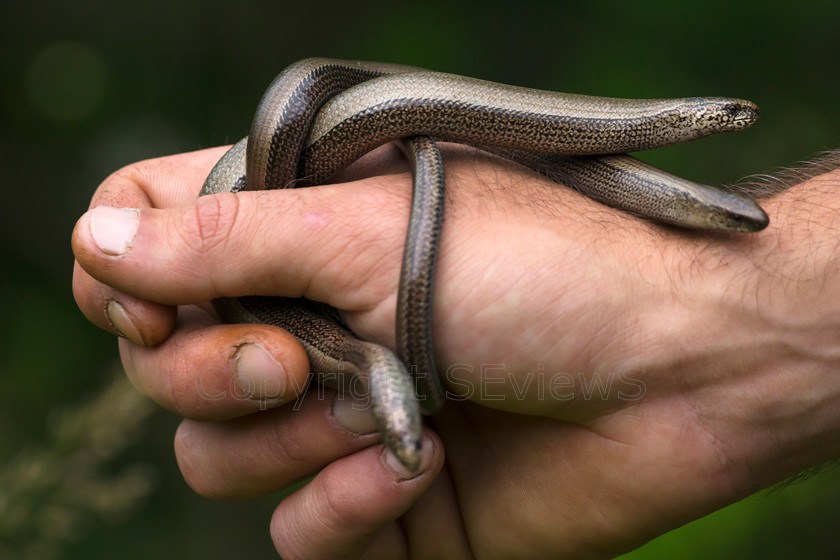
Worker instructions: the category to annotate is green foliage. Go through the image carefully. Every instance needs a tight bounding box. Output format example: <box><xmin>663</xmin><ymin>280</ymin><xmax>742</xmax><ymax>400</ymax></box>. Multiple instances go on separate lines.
<box><xmin>0</xmin><ymin>372</ymin><xmax>155</xmax><ymax>560</ymax></box>
<box><xmin>618</xmin><ymin>465</ymin><xmax>840</xmax><ymax>559</ymax></box>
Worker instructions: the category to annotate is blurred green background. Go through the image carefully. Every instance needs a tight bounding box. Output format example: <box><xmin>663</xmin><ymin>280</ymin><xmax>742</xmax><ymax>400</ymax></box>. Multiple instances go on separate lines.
<box><xmin>1</xmin><ymin>0</ymin><xmax>839</xmax><ymax>558</ymax></box>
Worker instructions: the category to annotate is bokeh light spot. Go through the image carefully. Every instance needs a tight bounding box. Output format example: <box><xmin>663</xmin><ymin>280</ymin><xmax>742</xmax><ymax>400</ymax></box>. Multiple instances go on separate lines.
<box><xmin>24</xmin><ymin>42</ymin><xmax>107</xmax><ymax>122</ymax></box>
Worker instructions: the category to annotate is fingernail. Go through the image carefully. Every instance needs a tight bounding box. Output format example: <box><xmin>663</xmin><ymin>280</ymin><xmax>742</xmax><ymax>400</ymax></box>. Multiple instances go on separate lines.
<box><xmin>383</xmin><ymin>434</ymin><xmax>433</xmax><ymax>480</ymax></box>
<box><xmin>105</xmin><ymin>299</ymin><xmax>143</xmax><ymax>345</ymax></box>
<box><xmin>89</xmin><ymin>206</ymin><xmax>140</xmax><ymax>256</ymax></box>
<box><xmin>235</xmin><ymin>343</ymin><xmax>287</xmax><ymax>401</ymax></box>
<box><xmin>331</xmin><ymin>393</ymin><xmax>378</xmax><ymax>436</ymax></box>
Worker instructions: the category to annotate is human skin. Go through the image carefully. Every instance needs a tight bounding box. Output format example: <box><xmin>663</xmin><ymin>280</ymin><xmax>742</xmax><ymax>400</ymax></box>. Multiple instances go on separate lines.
<box><xmin>72</xmin><ymin>143</ymin><xmax>840</xmax><ymax>559</ymax></box>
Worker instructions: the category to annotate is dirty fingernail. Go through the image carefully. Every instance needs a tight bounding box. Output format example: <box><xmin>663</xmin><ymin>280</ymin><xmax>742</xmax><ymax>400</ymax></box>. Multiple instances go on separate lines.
<box><xmin>106</xmin><ymin>299</ymin><xmax>143</xmax><ymax>345</ymax></box>
<box><xmin>90</xmin><ymin>206</ymin><xmax>140</xmax><ymax>256</ymax></box>
<box><xmin>235</xmin><ymin>343</ymin><xmax>287</xmax><ymax>401</ymax></box>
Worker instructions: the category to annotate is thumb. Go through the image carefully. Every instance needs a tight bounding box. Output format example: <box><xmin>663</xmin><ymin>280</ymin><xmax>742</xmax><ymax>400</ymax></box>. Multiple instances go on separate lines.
<box><xmin>71</xmin><ymin>170</ymin><xmax>415</xmax><ymax>315</ymax></box>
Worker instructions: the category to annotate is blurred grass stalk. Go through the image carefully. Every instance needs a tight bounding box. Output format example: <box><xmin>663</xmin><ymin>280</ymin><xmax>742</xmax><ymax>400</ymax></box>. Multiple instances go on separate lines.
<box><xmin>0</xmin><ymin>368</ymin><xmax>155</xmax><ymax>560</ymax></box>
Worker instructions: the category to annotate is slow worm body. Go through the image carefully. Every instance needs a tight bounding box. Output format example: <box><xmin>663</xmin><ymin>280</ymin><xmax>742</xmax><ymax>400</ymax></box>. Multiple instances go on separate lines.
<box><xmin>201</xmin><ymin>58</ymin><xmax>766</xmax><ymax>470</ymax></box>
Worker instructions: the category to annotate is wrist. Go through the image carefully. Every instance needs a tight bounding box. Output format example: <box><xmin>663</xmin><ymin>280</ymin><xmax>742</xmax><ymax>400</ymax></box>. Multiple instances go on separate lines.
<box><xmin>681</xmin><ymin>167</ymin><xmax>840</xmax><ymax>490</ymax></box>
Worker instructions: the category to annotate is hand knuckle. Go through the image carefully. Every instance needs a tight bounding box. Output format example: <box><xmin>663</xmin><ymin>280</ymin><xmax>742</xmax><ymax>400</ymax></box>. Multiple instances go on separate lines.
<box><xmin>176</xmin><ymin>193</ymin><xmax>241</xmax><ymax>257</ymax></box>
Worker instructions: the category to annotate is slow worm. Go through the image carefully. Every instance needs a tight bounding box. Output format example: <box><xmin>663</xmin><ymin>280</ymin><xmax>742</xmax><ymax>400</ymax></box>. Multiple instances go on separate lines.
<box><xmin>201</xmin><ymin>58</ymin><xmax>766</xmax><ymax>470</ymax></box>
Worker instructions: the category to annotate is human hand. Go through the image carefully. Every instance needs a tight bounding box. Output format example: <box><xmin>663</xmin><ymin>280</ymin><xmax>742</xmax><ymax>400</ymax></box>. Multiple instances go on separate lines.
<box><xmin>72</xmin><ymin>144</ymin><xmax>840</xmax><ymax>558</ymax></box>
